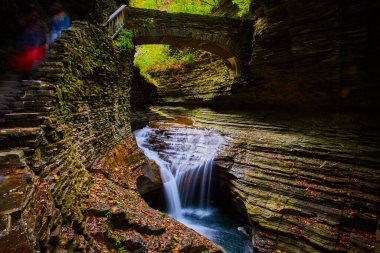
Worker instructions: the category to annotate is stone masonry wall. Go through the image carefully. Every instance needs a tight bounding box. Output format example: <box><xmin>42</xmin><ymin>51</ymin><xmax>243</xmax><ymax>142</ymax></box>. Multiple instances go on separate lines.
<box><xmin>0</xmin><ymin>21</ymin><xmax>223</xmax><ymax>252</ymax></box>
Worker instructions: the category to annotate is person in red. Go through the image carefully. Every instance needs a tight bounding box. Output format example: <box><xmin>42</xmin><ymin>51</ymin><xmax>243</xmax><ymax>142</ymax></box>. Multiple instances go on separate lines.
<box><xmin>11</xmin><ymin>7</ymin><xmax>48</xmax><ymax>81</ymax></box>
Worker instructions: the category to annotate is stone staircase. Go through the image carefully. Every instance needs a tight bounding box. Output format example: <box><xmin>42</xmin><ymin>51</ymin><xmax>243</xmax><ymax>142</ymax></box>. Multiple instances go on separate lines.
<box><xmin>0</xmin><ymin>77</ymin><xmax>55</xmax><ymax>155</ymax></box>
<box><xmin>0</xmin><ymin>73</ymin><xmax>55</xmax><ymax>243</ymax></box>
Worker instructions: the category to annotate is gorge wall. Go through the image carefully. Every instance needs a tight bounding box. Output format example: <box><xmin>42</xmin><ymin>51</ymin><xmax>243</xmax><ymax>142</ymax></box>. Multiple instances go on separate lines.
<box><xmin>207</xmin><ymin>110</ymin><xmax>380</xmax><ymax>253</ymax></box>
<box><xmin>0</xmin><ymin>22</ymin><xmax>223</xmax><ymax>252</ymax></box>
<box><xmin>246</xmin><ymin>0</ymin><xmax>380</xmax><ymax>108</ymax></box>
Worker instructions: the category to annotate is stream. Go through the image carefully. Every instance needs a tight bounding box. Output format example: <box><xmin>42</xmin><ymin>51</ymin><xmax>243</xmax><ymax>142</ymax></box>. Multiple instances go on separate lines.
<box><xmin>134</xmin><ymin>121</ymin><xmax>252</xmax><ymax>253</ymax></box>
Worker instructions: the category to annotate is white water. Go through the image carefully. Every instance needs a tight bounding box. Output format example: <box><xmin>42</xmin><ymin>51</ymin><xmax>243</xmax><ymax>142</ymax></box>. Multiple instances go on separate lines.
<box><xmin>135</xmin><ymin>126</ymin><xmax>183</xmax><ymax>218</ymax></box>
<box><xmin>134</xmin><ymin>123</ymin><xmax>252</xmax><ymax>252</ymax></box>
<box><xmin>134</xmin><ymin>125</ymin><xmax>224</xmax><ymax>218</ymax></box>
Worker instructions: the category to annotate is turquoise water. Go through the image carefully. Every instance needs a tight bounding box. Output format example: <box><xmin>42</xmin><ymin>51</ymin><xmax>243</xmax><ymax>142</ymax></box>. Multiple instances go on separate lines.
<box><xmin>178</xmin><ymin>207</ymin><xmax>252</xmax><ymax>253</ymax></box>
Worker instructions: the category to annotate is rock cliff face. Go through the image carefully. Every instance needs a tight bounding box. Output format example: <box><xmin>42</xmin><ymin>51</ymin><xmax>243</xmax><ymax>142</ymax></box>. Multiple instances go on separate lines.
<box><xmin>246</xmin><ymin>0</ymin><xmax>380</xmax><ymax>108</ymax></box>
<box><xmin>135</xmin><ymin>106</ymin><xmax>380</xmax><ymax>253</ymax></box>
<box><xmin>0</xmin><ymin>22</ymin><xmax>223</xmax><ymax>252</ymax></box>
<box><xmin>207</xmin><ymin>110</ymin><xmax>380</xmax><ymax>253</ymax></box>
<box><xmin>147</xmin><ymin>51</ymin><xmax>236</xmax><ymax>106</ymax></box>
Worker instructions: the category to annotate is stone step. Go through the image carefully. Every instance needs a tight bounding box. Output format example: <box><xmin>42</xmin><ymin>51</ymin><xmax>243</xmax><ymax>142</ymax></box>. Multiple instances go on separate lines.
<box><xmin>0</xmin><ymin>149</ymin><xmax>26</xmax><ymax>169</ymax></box>
<box><xmin>21</xmin><ymin>80</ymin><xmax>48</xmax><ymax>88</ymax></box>
<box><xmin>23</xmin><ymin>89</ymin><xmax>55</xmax><ymax>98</ymax></box>
<box><xmin>4</xmin><ymin>113</ymin><xmax>41</xmax><ymax>120</ymax></box>
<box><xmin>0</xmin><ymin>128</ymin><xmax>42</xmax><ymax>149</ymax></box>
<box><xmin>0</xmin><ymin>80</ymin><xmax>20</xmax><ymax>88</ymax></box>
<box><xmin>0</xmin><ymin>168</ymin><xmax>34</xmax><ymax>216</ymax></box>
<box><xmin>0</xmin><ymin>109</ymin><xmax>12</xmax><ymax>119</ymax></box>
<box><xmin>0</xmin><ymin>95</ymin><xmax>17</xmax><ymax>104</ymax></box>
<box><xmin>22</xmin><ymin>81</ymin><xmax>55</xmax><ymax>90</ymax></box>
<box><xmin>12</xmin><ymin>101</ymin><xmax>53</xmax><ymax>113</ymax></box>
<box><xmin>3</xmin><ymin>113</ymin><xmax>47</xmax><ymax>128</ymax></box>
<box><xmin>0</xmin><ymin>87</ymin><xmax>23</xmax><ymax>95</ymax></box>
<box><xmin>19</xmin><ymin>95</ymin><xmax>52</xmax><ymax>102</ymax></box>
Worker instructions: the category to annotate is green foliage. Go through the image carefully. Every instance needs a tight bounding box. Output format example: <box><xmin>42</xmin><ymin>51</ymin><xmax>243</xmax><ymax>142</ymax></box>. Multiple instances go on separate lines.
<box><xmin>183</xmin><ymin>53</ymin><xmax>195</xmax><ymax>67</ymax></box>
<box><xmin>108</xmin><ymin>230</ymin><xmax>127</xmax><ymax>253</ymax></box>
<box><xmin>232</xmin><ymin>0</ymin><xmax>251</xmax><ymax>16</ymax></box>
<box><xmin>134</xmin><ymin>45</ymin><xmax>170</xmax><ymax>73</ymax></box>
<box><xmin>130</xmin><ymin>0</ymin><xmax>220</xmax><ymax>14</ymax></box>
<box><xmin>106</xmin><ymin>209</ymin><xmax>113</xmax><ymax>218</ymax></box>
<box><xmin>116</xmin><ymin>29</ymin><xmax>134</xmax><ymax>53</ymax></box>
<box><xmin>118</xmin><ymin>247</ymin><xmax>127</xmax><ymax>253</ymax></box>
<box><xmin>134</xmin><ymin>45</ymin><xmax>197</xmax><ymax>83</ymax></box>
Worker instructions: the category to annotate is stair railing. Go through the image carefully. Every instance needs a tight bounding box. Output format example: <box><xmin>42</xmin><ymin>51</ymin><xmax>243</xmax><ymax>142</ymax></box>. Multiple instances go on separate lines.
<box><xmin>103</xmin><ymin>4</ymin><xmax>128</xmax><ymax>38</ymax></box>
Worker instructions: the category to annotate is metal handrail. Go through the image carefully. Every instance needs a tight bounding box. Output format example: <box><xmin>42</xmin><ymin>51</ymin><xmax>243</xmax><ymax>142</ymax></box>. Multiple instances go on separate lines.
<box><xmin>102</xmin><ymin>4</ymin><xmax>128</xmax><ymax>38</ymax></box>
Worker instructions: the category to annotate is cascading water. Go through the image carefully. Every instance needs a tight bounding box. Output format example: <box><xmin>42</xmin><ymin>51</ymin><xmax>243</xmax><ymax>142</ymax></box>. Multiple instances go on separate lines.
<box><xmin>134</xmin><ymin>124</ymin><xmax>224</xmax><ymax>217</ymax></box>
<box><xmin>134</xmin><ymin>121</ymin><xmax>252</xmax><ymax>253</ymax></box>
<box><xmin>134</xmin><ymin>126</ymin><xmax>183</xmax><ymax>218</ymax></box>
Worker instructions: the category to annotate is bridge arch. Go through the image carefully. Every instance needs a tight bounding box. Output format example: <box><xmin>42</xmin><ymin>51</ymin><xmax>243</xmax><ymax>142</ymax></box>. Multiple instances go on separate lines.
<box><xmin>112</xmin><ymin>7</ymin><xmax>254</xmax><ymax>77</ymax></box>
<box><xmin>132</xmin><ymin>35</ymin><xmax>243</xmax><ymax>77</ymax></box>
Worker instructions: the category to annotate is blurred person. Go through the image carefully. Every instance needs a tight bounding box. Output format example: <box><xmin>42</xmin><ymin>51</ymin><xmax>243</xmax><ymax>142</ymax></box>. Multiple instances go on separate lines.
<box><xmin>10</xmin><ymin>7</ymin><xmax>48</xmax><ymax>80</ymax></box>
<box><xmin>49</xmin><ymin>2</ymin><xmax>70</xmax><ymax>44</ymax></box>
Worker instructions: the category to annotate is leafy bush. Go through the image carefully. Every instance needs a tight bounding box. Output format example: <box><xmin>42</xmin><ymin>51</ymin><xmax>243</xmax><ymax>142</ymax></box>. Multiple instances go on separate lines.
<box><xmin>116</xmin><ymin>29</ymin><xmax>134</xmax><ymax>53</ymax></box>
<box><xmin>130</xmin><ymin>0</ymin><xmax>219</xmax><ymax>14</ymax></box>
<box><xmin>183</xmin><ymin>53</ymin><xmax>195</xmax><ymax>67</ymax></box>
<box><xmin>232</xmin><ymin>0</ymin><xmax>251</xmax><ymax>16</ymax></box>
<box><xmin>134</xmin><ymin>46</ymin><xmax>197</xmax><ymax>74</ymax></box>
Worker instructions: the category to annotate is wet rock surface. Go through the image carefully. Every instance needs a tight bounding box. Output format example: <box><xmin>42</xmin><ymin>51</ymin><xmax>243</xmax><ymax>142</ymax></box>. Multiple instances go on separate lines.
<box><xmin>132</xmin><ymin>106</ymin><xmax>380</xmax><ymax>253</ymax></box>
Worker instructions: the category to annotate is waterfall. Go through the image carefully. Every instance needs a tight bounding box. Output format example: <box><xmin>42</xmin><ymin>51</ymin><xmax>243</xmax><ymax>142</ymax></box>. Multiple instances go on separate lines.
<box><xmin>135</xmin><ymin>127</ymin><xmax>182</xmax><ymax>218</ymax></box>
<box><xmin>134</xmin><ymin>124</ymin><xmax>224</xmax><ymax>218</ymax></box>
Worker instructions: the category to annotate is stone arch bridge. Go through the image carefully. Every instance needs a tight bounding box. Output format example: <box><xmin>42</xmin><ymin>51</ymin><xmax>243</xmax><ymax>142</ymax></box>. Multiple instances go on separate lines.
<box><xmin>104</xmin><ymin>6</ymin><xmax>254</xmax><ymax>77</ymax></box>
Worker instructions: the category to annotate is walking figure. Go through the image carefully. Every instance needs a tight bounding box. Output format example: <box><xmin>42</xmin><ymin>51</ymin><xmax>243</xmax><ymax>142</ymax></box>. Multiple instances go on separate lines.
<box><xmin>10</xmin><ymin>7</ymin><xmax>48</xmax><ymax>80</ymax></box>
<box><xmin>49</xmin><ymin>2</ymin><xmax>70</xmax><ymax>44</ymax></box>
